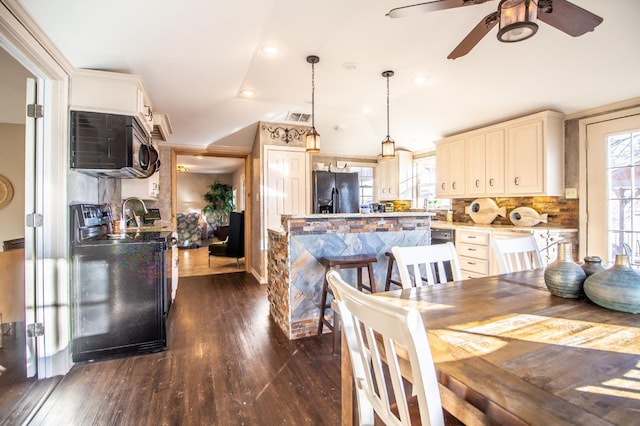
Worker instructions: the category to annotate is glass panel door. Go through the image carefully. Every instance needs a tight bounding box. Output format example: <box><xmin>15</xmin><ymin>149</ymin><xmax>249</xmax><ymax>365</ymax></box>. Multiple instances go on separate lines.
<box><xmin>586</xmin><ymin>113</ymin><xmax>640</xmax><ymax>266</ymax></box>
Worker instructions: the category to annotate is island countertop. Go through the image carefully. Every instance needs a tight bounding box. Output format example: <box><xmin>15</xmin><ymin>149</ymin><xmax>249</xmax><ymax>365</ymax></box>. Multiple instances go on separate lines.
<box><xmin>267</xmin><ymin>212</ymin><xmax>434</xmax><ymax>339</ymax></box>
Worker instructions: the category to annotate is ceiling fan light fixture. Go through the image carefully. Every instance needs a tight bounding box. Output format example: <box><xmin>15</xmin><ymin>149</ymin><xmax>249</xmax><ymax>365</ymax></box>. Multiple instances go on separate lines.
<box><xmin>380</xmin><ymin>70</ymin><xmax>396</xmax><ymax>159</ymax></box>
<box><xmin>306</xmin><ymin>55</ymin><xmax>321</xmax><ymax>154</ymax></box>
<box><xmin>497</xmin><ymin>0</ymin><xmax>538</xmax><ymax>43</ymax></box>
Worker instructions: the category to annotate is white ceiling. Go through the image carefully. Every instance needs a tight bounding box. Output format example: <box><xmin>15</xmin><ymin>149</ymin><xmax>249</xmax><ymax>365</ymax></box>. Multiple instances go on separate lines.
<box><xmin>11</xmin><ymin>0</ymin><xmax>640</xmax><ymax>162</ymax></box>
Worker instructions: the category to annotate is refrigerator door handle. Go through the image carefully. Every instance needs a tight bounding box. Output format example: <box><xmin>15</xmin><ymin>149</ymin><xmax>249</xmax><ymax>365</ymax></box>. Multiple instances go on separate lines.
<box><xmin>333</xmin><ymin>187</ymin><xmax>339</xmax><ymax>213</ymax></box>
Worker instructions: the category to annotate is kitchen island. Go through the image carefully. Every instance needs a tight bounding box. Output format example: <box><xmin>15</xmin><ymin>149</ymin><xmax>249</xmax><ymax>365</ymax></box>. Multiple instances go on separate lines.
<box><xmin>267</xmin><ymin>212</ymin><xmax>434</xmax><ymax>339</ymax></box>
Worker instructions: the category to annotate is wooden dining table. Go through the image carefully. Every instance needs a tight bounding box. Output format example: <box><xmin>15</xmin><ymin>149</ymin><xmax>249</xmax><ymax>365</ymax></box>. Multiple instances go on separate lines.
<box><xmin>340</xmin><ymin>269</ymin><xmax>640</xmax><ymax>425</ymax></box>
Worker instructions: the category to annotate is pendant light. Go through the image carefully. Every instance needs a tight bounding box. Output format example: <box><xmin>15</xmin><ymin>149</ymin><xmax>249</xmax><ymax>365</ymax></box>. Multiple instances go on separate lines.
<box><xmin>381</xmin><ymin>70</ymin><xmax>395</xmax><ymax>159</ymax></box>
<box><xmin>306</xmin><ymin>55</ymin><xmax>320</xmax><ymax>154</ymax></box>
<box><xmin>497</xmin><ymin>0</ymin><xmax>539</xmax><ymax>43</ymax></box>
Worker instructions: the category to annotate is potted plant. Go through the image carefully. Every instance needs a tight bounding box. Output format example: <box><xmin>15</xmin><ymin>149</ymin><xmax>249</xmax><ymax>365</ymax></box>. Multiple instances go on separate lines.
<box><xmin>202</xmin><ymin>180</ymin><xmax>235</xmax><ymax>226</ymax></box>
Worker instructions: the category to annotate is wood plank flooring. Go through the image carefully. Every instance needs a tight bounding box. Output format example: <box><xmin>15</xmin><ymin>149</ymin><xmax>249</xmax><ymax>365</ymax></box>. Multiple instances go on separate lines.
<box><xmin>25</xmin><ymin>273</ymin><xmax>341</xmax><ymax>425</ymax></box>
<box><xmin>178</xmin><ymin>245</ymin><xmax>245</xmax><ymax>277</ymax></box>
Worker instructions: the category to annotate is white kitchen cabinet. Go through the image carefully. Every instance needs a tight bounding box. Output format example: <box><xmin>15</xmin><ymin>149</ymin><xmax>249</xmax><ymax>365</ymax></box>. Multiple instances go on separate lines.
<box><xmin>121</xmin><ymin>172</ymin><xmax>160</xmax><ymax>200</ymax></box>
<box><xmin>377</xmin><ymin>150</ymin><xmax>413</xmax><ymax>201</ymax></box>
<box><xmin>436</xmin><ymin>110</ymin><xmax>563</xmax><ymax>198</ymax></box>
<box><xmin>70</xmin><ymin>68</ymin><xmax>155</xmax><ymax>137</ymax></box>
<box><xmin>466</xmin><ymin>130</ymin><xmax>505</xmax><ymax>196</ymax></box>
<box><xmin>435</xmin><ymin>138</ymin><xmax>466</xmax><ymax>198</ymax></box>
<box><xmin>505</xmin><ymin>111</ymin><xmax>564</xmax><ymax>195</ymax></box>
<box><xmin>456</xmin><ymin>228</ymin><xmax>490</xmax><ymax>279</ymax></box>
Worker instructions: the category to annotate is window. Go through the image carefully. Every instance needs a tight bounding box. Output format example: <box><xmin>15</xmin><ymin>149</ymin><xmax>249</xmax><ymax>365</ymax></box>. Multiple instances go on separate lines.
<box><xmin>413</xmin><ymin>156</ymin><xmax>450</xmax><ymax>210</ymax></box>
<box><xmin>349</xmin><ymin>165</ymin><xmax>375</xmax><ymax>207</ymax></box>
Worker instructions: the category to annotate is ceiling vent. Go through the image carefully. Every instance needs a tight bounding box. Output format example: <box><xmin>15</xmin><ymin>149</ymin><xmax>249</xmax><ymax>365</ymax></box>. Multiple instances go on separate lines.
<box><xmin>285</xmin><ymin>111</ymin><xmax>311</xmax><ymax>123</ymax></box>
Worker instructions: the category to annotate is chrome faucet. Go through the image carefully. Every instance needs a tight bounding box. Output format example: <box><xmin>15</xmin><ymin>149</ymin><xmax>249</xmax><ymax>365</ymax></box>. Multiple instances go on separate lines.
<box><xmin>121</xmin><ymin>197</ymin><xmax>148</xmax><ymax>230</ymax></box>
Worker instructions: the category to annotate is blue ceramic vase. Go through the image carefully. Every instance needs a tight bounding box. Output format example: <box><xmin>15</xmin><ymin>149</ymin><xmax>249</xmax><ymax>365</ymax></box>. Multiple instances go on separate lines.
<box><xmin>582</xmin><ymin>256</ymin><xmax>605</xmax><ymax>277</ymax></box>
<box><xmin>584</xmin><ymin>254</ymin><xmax>640</xmax><ymax>314</ymax></box>
<box><xmin>544</xmin><ymin>242</ymin><xmax>586</xmax><ymax>298</ymax></box>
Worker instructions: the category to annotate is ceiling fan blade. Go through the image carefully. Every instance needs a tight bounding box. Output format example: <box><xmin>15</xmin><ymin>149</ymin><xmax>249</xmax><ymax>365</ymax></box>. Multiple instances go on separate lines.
<box><xmin>538</xmin><ymin>0</ymin><xmax>603</xmax><ymax>37</ymax></box>
<box><xmin>448</xmin><ymin>12</ymin><xmax>498</xmax><ymax>59</ymax></box>
<box><xmin>387</xmin><ymin>0</ymin><xmax>491</xmax><ymax>19</ymax></box>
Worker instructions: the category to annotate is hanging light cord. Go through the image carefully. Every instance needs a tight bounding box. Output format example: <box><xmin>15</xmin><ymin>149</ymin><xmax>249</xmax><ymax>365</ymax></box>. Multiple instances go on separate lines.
<box><xmin>311</xmin><ymin>60</ymin><xmax>316</xmax><ymax>130</ymax></box>
<box><xmin>385</xmin><ymin>73</ymin><xmax>390</xmax><ymax>139</ymax></box>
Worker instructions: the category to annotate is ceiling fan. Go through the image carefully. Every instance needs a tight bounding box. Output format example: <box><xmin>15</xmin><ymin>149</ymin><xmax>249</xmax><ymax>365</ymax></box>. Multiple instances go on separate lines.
<box><xmin>387</xmin><ymin>0</ymin><xmax>603</xmax><ymax>59</ymax></box>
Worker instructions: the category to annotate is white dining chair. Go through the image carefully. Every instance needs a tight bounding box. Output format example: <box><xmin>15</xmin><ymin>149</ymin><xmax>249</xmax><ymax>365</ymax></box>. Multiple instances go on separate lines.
<box><xmin>392</xmin><ymin>243</ymin><xmax>462</xmax><ymax>288</ymax></box>
<box><xmin>326</xmin><ymin>269</ymin><xmax>446</xmax><ymax>426</ymax></box>
<box><xmin>491</xmin><ymin>235</ymin><xmax>543</xmax><ymax>274</ymax></box>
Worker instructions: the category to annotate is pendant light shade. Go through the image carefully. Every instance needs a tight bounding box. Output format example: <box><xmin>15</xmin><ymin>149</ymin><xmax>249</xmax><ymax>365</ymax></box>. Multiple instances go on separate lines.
<box><xmin>381</xmin><ymin>70</ymin><xmax>395</xmax><ymax>159</ymax></box>
<box><xmin>497</xmin><ymin>0</ymin><xmax>538</xmax><ymax>43</ymax></box>
<box><xmin>306</xmin><ymin>55</ymin><xmax>320</xmax><ymax>154</ymax></box>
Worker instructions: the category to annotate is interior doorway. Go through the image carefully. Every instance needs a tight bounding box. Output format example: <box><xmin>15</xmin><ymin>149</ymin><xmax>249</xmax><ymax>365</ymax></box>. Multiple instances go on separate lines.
<box><xmin>173</xmin><ymin>152</ymin><xmax>249</xmax><ymax>276</ymax></box>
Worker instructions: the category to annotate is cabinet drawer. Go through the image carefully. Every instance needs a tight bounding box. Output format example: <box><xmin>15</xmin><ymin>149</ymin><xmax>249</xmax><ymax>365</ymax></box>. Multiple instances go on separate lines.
<box><xmin>460</xmin><ymin>270</ymin><xmax>485</xmax><ymax>280</ymax></box>
<box><xmin>456</xmin><ymin>242</ymin><xmax>488</xmax><ymax>260</ymax></box>
<box><xmin>456</xmin><ymin>230</ymin><xmax>489</xmax><ymax>246</ymax></box>
<box><xmin>459</xmin><ymin>256</ymin><xmax>488</xmax><ymax>275</ymax></box>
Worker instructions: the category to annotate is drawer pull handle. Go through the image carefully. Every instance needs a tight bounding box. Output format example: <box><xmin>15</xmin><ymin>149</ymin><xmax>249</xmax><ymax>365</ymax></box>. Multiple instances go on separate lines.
<box><xmin>467</xmin><ymin>248</ymin><xmax>477</xmax><ymax>251</ymax></box>
<box><xmin>468</xmin><ymin>262</ymin><xmax>476</xmax><ymax>265</ymax></box>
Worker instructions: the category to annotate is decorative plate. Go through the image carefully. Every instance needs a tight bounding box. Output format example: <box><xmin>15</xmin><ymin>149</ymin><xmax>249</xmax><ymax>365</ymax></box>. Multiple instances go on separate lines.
<box><xmin>509</xmin><ymin>206</ymin><xmax>548</xmax><ymax>227</ymax></box>
<box><xmin>0</xmin><ymin>175</ymin><xmax>14</xmax><ymax>209</ymax></box>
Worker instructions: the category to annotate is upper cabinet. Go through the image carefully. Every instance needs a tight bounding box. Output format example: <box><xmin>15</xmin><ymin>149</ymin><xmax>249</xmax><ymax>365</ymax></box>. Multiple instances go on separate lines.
<box><xmin>504</xmin><ymin>112</ymin><xmax>564</xmax><ymax>195</ymax></box>
<box><xmin>70</xmin><ymin>69</ymin><xmax>156</xmax><ymax>137</ymax></box>
<box><xmin>435</xmin><ymin>138</ymin><xmax>466</xmax><ymax>198</ymax></box>
<box><xmin>377</xmin><ymin>150</ymin><xmax>413</xmax><ymax>201</ymax></box>
<box><xmin>436</xmin><ymin>110</ymin><xmax>564</xmax><ymax>198</ymax></box>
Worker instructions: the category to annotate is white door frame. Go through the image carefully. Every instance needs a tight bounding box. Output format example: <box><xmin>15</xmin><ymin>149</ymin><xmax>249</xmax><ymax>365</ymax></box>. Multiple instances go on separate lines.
<box><xmin>1</xmin><ymin>0</ymin><xmax>72</xmax><ymax>377</ymax></box>
<box><xmin>578</xmin><ymin>105</ymin><xmax>640</xmax><ymax>261</ymax></box>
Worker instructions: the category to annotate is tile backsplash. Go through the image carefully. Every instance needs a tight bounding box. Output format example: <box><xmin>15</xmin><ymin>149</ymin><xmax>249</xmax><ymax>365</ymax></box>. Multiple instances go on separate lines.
<box><xmin>451</xmin><ymin>196</ymin><xmax>578</xmax><ymax>228</ymax></box>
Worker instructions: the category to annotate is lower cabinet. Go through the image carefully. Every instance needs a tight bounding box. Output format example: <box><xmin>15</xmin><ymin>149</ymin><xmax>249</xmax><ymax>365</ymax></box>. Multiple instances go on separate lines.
<box><xmin>455</xmin><ymin>229</ymin><xmax>490</xmax><ymax>279</ymax></box>
<box><xmin>453</xmin><ymin>227</ymin><xmax>579</xmax><ymax>278</ymax></box>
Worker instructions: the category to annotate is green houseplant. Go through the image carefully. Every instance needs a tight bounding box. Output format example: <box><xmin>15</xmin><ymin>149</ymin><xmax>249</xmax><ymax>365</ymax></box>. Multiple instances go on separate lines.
<box><xmin>202</xmin><ymin>181</ymin><xmax>235</xmax><ymax>226</ymax></box>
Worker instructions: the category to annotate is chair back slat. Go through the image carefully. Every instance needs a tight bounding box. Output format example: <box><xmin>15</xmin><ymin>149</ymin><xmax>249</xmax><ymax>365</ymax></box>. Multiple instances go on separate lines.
<box><xmin>327</xmin><ymin>269</ymin><xmax>445</xmax><ymax>426</ymax></box>
<box><xmin>392</xmin><ymin>243</ymin><xmax>462</xmax><ymax>288</ymax></box>
<box><xmin>491</xmin><ymin>235</ymin><xmax>543</xmax><ymax>274</ymax></box>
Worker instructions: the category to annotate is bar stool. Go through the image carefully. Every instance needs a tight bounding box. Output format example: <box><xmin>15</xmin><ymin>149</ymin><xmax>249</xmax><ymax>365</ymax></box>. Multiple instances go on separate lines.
<box><xmin>318</xmin><ymin>254</ymin><xmax>378</xmax><ymax>353</ymax></box>
<box><xmin>384</xmin><ymin>251</ymin><xmax>402</xmax><ymax>291</ymax></box>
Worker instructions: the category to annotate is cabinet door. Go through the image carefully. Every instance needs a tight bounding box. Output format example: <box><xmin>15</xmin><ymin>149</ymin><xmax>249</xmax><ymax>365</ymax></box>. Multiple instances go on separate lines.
<box><xmin>377</xmin><ymin>157</ymin><xmax>398</xmax><ymax>201</ymax></box>
<box><xmin>436</xmin><ymin>138</ymin><xmax>466</xmax><ymax>197</ymax></box>
<box><xmin>506</xmin><ymin>120</ymin><xmax>544</xmax><ymax>194</ymax></box>
<box><xmin>122</xmin><ymin>174</ymin><xmax>159</xmax><ymax>200</ymax></box>
<box><xmin>466</xmin><ymin>134</ymin><xmax>486</xmax><ymax>195</ymax></box>
<box><xmin>485</xmin><ymin>130</ymin><xmax>505</xmax><ymax>195</ymax></box>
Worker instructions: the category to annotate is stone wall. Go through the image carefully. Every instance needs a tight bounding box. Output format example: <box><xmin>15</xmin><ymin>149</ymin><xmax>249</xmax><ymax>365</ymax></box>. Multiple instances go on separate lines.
<box><xmin>451</xmin><ymin>196</ymin><xmax>578</xmax><ymax>228</ymax></box>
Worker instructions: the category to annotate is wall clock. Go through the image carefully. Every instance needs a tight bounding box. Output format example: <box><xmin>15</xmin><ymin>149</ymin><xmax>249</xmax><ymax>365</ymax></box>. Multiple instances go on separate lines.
<box><xmin>0</xmin><ymin>175</ymin><xmax>14</xmax><ymax>209</ymax></box>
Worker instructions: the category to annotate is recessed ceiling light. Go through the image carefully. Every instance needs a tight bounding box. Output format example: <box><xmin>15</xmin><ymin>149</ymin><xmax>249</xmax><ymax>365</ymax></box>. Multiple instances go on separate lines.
<box><xmin>240</xmin><ymin>89</ymin><xmax>255</xmax><ymax>97</ymax></box>
<box><xmin>414</xmin><ymin>76</ymin><xmax>428</xmax><ymax>85</ymax></box>
<box><xmin>342</xmin><ymin>62</ymin><xmax>358</xmax><ymax>71</ymax></box>
<box><xmin>261</xmin><ymin>45</ymin><xmax>279</xmax><ymax>55</ymax></box>
<box><xmin>362</xmin><ymin>106</ymin><xmax>372</xmax><ymax>113</ymax></box>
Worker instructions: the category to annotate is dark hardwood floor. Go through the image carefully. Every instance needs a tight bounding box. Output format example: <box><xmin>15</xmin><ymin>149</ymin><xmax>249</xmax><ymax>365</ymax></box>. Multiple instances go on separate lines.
<box><xmin>7</xmin><ymin>273</ymin><xmax>341</xmax><ymax>425</ymax></box>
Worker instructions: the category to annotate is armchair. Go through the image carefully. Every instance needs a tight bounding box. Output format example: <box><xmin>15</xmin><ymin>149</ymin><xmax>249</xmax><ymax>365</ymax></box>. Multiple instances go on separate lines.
<box><xmin>208</xmin><ymin>211</ymin><xmax>245</xmax><ymax>267</ymax></box>
<box><xmin>176</xmin><ymin>212</ymin><xmax>202</xmax><ymax>248</ymax></box>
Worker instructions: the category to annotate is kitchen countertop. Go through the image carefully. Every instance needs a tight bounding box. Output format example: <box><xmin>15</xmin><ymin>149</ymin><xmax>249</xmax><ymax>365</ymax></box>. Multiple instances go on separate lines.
<box><xmin>431</xmin><ymin>220</ymin><xmax>578</xmax><ymax>232</ymax></box>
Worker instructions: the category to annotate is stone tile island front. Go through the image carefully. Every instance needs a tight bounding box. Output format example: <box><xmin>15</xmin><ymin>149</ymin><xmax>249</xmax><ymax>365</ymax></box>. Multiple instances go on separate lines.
<box><xmin>267</xmin><ymin>212</ymin><xmax>434</xmax><ymax>340</ymax></box>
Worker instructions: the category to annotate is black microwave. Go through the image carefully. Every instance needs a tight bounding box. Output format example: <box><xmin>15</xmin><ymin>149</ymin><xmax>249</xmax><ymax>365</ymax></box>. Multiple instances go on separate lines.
<box><xmin>70</xmin><ymin>110</ymin><xmax>150</xmax><ymax>178</ymax></box>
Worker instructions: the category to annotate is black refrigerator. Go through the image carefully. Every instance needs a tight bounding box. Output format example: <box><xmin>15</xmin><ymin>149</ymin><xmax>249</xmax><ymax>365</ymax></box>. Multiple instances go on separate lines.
<box><xmin>312</xmin><ymin>171</ymin><xmax>360</xmax><ymax>213</ymax></box>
